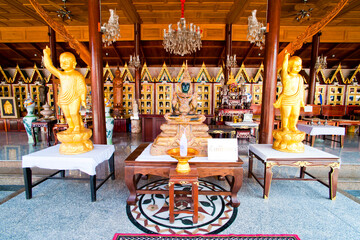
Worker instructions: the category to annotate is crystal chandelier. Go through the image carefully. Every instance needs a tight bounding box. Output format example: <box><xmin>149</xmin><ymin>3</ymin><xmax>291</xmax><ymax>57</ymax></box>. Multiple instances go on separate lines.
<box><xmin>315</xmin><ymin>55</ymin><xmax>327</xmax><ymax>70</ymax></box>
<box><xmin>101</xmin><ymin>9</ymin><xmax>121</xmax><ymax>47</ymax></box>
<box><xmin>163</xmin><ymin>0</ymin><xmax>202</xmax><ymax>56</ymax></box>
<box><xmin>226</xmin><ymin>54</ymin><xmax>237</xmax><ymax>68</ymax></box>
<box><xmin>247</xmin><ymin>10</ymin><xmax>266</xmax><ymax>49</ymax></box>
<box><xmin>129</xmin><ymin>54</ymin><xmax>141</xmax><ymax>69</ymax></box>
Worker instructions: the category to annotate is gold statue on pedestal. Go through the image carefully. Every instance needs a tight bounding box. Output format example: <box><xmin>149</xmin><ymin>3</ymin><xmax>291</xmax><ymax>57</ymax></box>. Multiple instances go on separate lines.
<box><xmin>43</xmin><ymin>46</ymin><xmax>93</xmax><ymax>154</ymax></box>
<box><xmin>150</xmin><ymin>63</ymin><xmax>212</xmax><ymax>157</ymax></box>
<box><xmin>273</xmin><ymin>51</ymin><xmax>306</xmax><ymax>153</ymax></box>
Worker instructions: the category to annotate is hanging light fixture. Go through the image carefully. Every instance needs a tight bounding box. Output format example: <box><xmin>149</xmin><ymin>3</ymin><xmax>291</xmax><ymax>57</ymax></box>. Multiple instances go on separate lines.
<box><xmin>129</xmin><ymin>54</ymin><xmax>141</xmax><ymax>69</ymax></box>
<box><xmin>295</xmin><ymin>0</ymin><xmax>313</xmax><ymax>22</ymax></box>
<box><xmin>247</xmin><ymin>10</ymin><xmax>266</xmax><ymax>49</ymax></box>
<box><xmin>315</xmin><ymin>55</ymin><xmax>327</xmax><ymax>70</ymax></box>
<box><xmin>163</xmin><ymin>0</ymin><xmax>202</xmax><ymax>56</ymax></box>
<box><xmin>56</xmin><ymin>0</ymin><xmax>72</xmax><ymax>21</ymax></box>
<box><xmin>101</xmin><ymin>9</ymin><xmax>121</xmax><ymax>47</ymax></box>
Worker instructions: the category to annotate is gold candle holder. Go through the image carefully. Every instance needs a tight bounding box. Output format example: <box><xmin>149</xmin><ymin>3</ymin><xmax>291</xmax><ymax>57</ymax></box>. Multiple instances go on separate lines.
<box><xmin>166</xmin><ymin>148</ymin><xmax>199</xmax><ymax>173</ymax></box>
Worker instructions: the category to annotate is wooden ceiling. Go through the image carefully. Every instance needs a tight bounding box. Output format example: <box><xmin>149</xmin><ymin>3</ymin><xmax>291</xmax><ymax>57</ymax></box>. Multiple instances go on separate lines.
<box><xmin>0</xmin><ymin>0</ymin><xmax>359</xmax><ymax>69</ymax></box>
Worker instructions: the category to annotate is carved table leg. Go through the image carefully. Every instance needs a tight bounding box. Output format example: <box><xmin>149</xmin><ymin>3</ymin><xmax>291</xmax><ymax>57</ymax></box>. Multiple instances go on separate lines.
<box><xmin>329</xmin><ymin>166</ymin><xmax>339</xmax><ymax>200</ymax></box>
<box><xmin>44</xmin><ymin>126</ymin><xmax>50</xmax><ymax>146</ymax></box>
<box><xmin>300</xmin><ymin>166</ymin><xmax>306</xmax><ymax>178</ymax></box>
<box><xmin>311</xmin><ymin>136</ymin><xmax>315</xmax><ymax>147</ymax></box>
<box><xmin>230</xmin><ymin>167</ymin><xmax>243</xmax><ymax>207</ymax></box>
<box><xmin>248</xmin><ymin>153</ymin><xmax>253</xmax><ymax>178</ymax></box>
<box><xmin>169</xmin><ymin>181</ymin><xmax>175</xmax><ymax>223</ymax></box>
<box><xmin>264</xmin><ymin>162</ymin><xmax>274</xmax><ymax>199</ymax></box>
<box><xmin>125</xmin><ymin>166</ymin><xmax>137</xmax><ymax>205</ymax></box>
<box><xmin>31</xmin><ymin>126</ymin><xmax>37</xmax><ymax>146</ymax></box>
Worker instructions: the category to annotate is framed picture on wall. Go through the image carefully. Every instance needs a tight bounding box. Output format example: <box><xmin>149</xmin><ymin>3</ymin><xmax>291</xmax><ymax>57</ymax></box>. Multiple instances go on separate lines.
<box><xmin>0</xmin><ymin>97</ymin><xmax>19</xmax><ymax>118</ymax></box>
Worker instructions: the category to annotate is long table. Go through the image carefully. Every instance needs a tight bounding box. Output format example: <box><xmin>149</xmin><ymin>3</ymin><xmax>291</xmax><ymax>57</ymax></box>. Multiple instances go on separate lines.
<box><xmin>125</xmin><ymin>143</ymin><xmax>244</xmax><ymax>207</ymax></box>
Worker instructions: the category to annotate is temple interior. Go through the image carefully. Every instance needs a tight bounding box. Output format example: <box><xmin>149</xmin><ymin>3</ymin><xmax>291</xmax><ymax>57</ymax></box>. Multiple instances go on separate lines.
<box><xmin>0</xmin><ymin>1</ymin><xmax>360</xmax><ymax>240</ymax></box>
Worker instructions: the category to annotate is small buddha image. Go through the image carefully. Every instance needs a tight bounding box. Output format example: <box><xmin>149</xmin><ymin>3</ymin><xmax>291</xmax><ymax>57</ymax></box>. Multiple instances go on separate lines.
<box><xmin>4</xmin><ymin>100</ymin><xmax>13</xmax><ymax>114</ymax></box>
<box><xmin>159</xmin><ymin>86</ymin><xmax>164</xmax><ymax>92</ymax></box>
<box><xmin>147</xmin><ymin>102</ymin><xmax>151</xmax><ymax>107</ymax></box>
<box><xmin>166</xmin><ymin>102</ymin><xmax>170</xmax><ymax>107</ymax></box>
<box><xmin>160</xmin><ymin>102</ymin><xmax>163</xmax><ymax>107</ymax></box>
<box><xmin>205</xmin><ymin>87</ymin><xmax>208</xmax><ymax>92</ymax></box>
<box><xmin>147</xmin><ymin>94</ymin><xmax>151</xmax><ymax>99</ymax></box>
<box><xmin>159</xmin><ymin>94</ymin><xmax>164</xmax><ymax>100</ymax></box>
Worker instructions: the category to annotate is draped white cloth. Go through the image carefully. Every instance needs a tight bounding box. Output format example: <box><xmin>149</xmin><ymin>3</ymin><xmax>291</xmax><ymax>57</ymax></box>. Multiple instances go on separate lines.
<box><xmin>297</xmin><ymin>124</ymin><xmax>345</xmax><ymax>136</ymax></box>
<box><xmin>249</xmin><ymin>144</ymin><xmax>340</xmax><ymax>163</ymax></box>
<box><xmin>22</xmin><ymin>144</ymin><xmax>115</xmax><ymax>176</ymax></box>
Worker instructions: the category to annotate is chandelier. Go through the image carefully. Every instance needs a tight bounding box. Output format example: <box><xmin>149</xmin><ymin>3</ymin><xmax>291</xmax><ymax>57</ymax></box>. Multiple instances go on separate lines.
<box><xmin>247</xmin><ymin>10</ymin><xmax>266</xmax><ymax>49</ymax></box>
<box><xmin>226</xmin><ymin>54</ymin><xmax>237</xmax><ymax>68</ymax></box>
<box><xmin>295</xmin><ymin>0</ymin><xmax>313</xmax><ymax>22</ymax></box>
<box><xmin>163</xmin><ymin>0</ymin><xmax>202</xmax><ymax>56</ymax></box>
<box><xmin>101</xmin><ymin>9</ymin><xmax>121</xmax><ymax>46</ymax></box>
<box><xmin>56</xmin><ymin>0</ymin><xmax>72</xmax><ymax>21</ymax></box>
<box><xmin>129</xmin><ymin>54</ymin><xmax>141</xmax><ymax>69</ymax></box>
<box><xmin>315</xmin><ymin>55</ymin><xmax>327</xmax><ymax>70</ymax></box>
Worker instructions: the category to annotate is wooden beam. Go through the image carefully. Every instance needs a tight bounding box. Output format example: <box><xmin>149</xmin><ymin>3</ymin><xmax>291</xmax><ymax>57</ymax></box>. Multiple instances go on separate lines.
<box><xmin>335</xmin><ymin>0</ymin><xmax>360</xmax><ymax>19</ymax></box>
<box><xmin>0</xmin><ymin>51</ymin><xmax>16</xmax><ymax>66</ymax></box>
<box><xmin>320</xmin><ymin>43</ymin><xmax>341</xmax><ymax>57</ymax></box>
<box><xmin>57</xmin><ymin>42</ymin><xmax>66</xmax><ymax>52</ymax></box>
<box><xmin>241</xmin><ymin>43</ymin><xmax>254</xmax><ymax>65</ymax></box>
<box><xmin>140</xmin><ymin>46</ymin><xmax>146</xmax><ymax>65</ymax></box>
<box><xmin>217</xmin><ymin>45</ymin><xmax>225</xmax><ymax>66</ymax></box>
<box><xmin>226</xmin><ymin>0</ymin><xmax>251</xmax><ymax>24</ymax></box>
<box><xmin>331</xmin><ymin>47</ymin><xmax>360</xmax><ymax>68</ymax></box>
<box><xmin>111</xmin><ymin>42</ymin><xmax>124</xmax><ymax>66</ymax></box>
<box><xmin>118</xmin><ymin>0</ymin><xmax>142</xmax><ymax>24</ymax></box>
<box><xmin>30</xmin><ymin>43</ymin><xmax>43</xmax><ymax>57</ymax></box>
<box><xmin>4</xmin><ymin>0</ymin><xmax>47</xmax><ymax>25</ymax></box>
<box><xmin>4</xmin><ymin>43</ymin><xmax>33</xmax><ymax>64</ymax></box>
<box><xmin>293</xmin><ymin>43</ymin><xmax>311</xmax><ymax>57</ymax></box>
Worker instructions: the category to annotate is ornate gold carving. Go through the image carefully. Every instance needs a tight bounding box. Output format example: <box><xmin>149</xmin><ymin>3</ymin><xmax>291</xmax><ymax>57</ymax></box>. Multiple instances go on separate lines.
<box><xmin>329</xmin><ymin>162</ymin><xmax>340</xmax><ymax>169</ymax></box>
<box><xmin>179</xmin><ymin>181</ymin><xmax>189</xmax><ymax>185</ymax></box>
<box><xmin>4</xmin><ymin>100</ymin><xmax>13</xmax><ymax>114</ymax></box>
<box><xmin>294</xmin><ymin>161</ymin><xmax>311</xmax><ymax>167</ymax></box>
<box><xmin>29</xmin><ymin>0</ymin><xmax>91</xmax><ymax>66</ymax></box>
<box><xmin>277</xmin><ymin>0</ymin><xmax>348</xmax><ymax>69</ymax></box>
<box><xmin>266</xmin><ymin>162</ymin><xmax>278</xmax><ymax>168</ymax></box>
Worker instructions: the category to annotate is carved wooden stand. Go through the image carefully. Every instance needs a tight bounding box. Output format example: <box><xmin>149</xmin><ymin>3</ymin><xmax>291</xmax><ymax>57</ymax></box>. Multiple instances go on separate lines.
<box><xmin>168</xmin><ymin>166</ymin><xmax>198</xmax><ymax>224</ymax></box>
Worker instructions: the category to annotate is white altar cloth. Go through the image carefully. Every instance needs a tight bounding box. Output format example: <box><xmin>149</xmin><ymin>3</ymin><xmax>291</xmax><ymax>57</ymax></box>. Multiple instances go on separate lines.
<box><xmin>22</xmin><ymin>144</ymin><xmax>115</xmax><ymax>175</ymax></box>
<box><xmin>225</xmin><ymin>122</ymin><xmax>259</xmax><ymax>128</ymax></box>
<box><xmin>297</xmin><ymin>124</ymin><xmax>345</xmax><ymax>136</ymax></box>
<box><xmin>249</xmin><ymin>144</ymin><xmax>340</xmax><ymax>162</ymax></box>
<box><xmin>136</xmin><ymin>144</ymin><xmax>237</xmax><ymax>162</ymax></box>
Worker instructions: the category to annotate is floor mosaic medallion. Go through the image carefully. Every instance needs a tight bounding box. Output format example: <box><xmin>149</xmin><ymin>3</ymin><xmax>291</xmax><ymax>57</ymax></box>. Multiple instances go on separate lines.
<box><xmin>126</xmin><ymin>179</ymin><xmax>237</xmax><ymax>235</ymax></box>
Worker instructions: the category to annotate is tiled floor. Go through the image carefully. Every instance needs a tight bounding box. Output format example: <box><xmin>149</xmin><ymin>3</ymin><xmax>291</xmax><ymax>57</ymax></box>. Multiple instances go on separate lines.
<box><xmin>0</xmin><ymin>131</ymin><xmax>359</xmax><ymax>240</ymax></box>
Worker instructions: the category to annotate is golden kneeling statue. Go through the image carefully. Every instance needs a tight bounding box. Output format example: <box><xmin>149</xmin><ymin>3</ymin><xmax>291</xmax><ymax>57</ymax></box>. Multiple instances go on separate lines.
<box><xmin>272</xmin><ymin>52</ymin><xmax>306</xmax><ymax>153</ymax></box>
<box><xmin>150</xmin><ymin>63</ymin><xmax>211</xmax><ymax>156</ymax></box>
<box><xmin>43</xmin><ymin>46</ymin><xmax>93</xmax><ymax>154</ymax></box>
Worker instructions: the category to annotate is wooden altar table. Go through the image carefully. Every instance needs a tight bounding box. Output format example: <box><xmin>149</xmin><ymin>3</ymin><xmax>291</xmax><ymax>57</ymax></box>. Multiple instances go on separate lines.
<box><xmin>248</xmin><ymin>144</ymin><xmax>340</xmax><ymax>200</ymax></box>
<box><xmin>125</xmin><ymin>143</ymin><xmax>244</xmax><ymax>207</ymax></box>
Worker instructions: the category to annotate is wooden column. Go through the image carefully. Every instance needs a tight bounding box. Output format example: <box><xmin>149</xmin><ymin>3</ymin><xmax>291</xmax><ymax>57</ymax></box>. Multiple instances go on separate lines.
<box><xmin>134</xmin><ymin>23</ymin><xmax>141</xmax><ymax>102</ymax></box>
<box><xmin>88</xmin><ymin>0</ymin><xmax>106</xmax><ymax>144</ymax></box>
<box><xmin>224</xmin><ymin>24</ymin><xmax>232</xmax><ymax>84</ymax></box>
<box><xmin>308</xmin><ymin>32</ymin><xmax>321</xmax><ymax>104</ymax></box>
<box><xmin>259</xmin><ymin>0</ymin><xmax>281</xmax><ymax>144</ymax></box>
<box><xmin>48</xmin><ymin>26</ymin><xmax>58</xmax><ymax>118</ymax></box>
